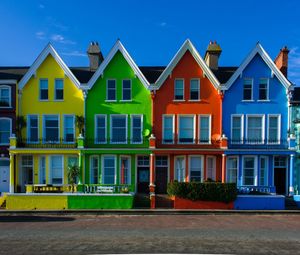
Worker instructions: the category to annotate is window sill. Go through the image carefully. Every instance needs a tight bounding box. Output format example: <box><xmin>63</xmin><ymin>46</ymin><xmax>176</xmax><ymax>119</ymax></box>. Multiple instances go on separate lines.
<box><xmin>39</xmin><ymin>99</ymin><xmax>49</xmax><ymax>102</ymax></box>
<box><xmin>257</xmin><ymin>100</ymin><xmax>270</xmax><ymax>102</ymax></box>
<box><xmin>105</xmin><ymin>100</ymin><xmax>117</xmax><ymax>102</ymax></box>
<box><xmin>120</xmin><ymin>100</ymin><xmax>132</xmax><ymax>102</ymax></box>
<box><xmin>188</xmin><ymin>100</ymin><xmax>201</xmax><ymax>102</ymax></box>
<box><xmin>241</xmin><ymin>100</ymin><xmax>254</xmax><ymax>102</ymax></box>
<box><xmin>54</xmin><ymin>99</ymin><xmax>64</xmax><ymax>102</ymax></box>
<box><xmin>173</xmin><ymin>100</ymin><xmax>185</xmax><ymax>102</ymax></box>
<box><xmin>0</xmin><ymin>106</ymin><xmax>12</xmax><ymax>109</ymax></box>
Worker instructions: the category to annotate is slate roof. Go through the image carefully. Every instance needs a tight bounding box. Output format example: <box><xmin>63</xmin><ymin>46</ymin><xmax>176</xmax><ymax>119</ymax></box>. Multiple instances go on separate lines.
<box><xmin>139</xmin><ymin>66</ymin><xmax>165</xmax><ymax>84</ymax></box>
<box><xmin>213</xmin><ymin>67</ymin><xmax>238</xmax><ymax>84</ymax></box>
<box><xmin>290</xmin><ymin>86</ymin><xmax>300</xmax><ymax>104</ymax></box>
<box><xmin>69</xmin><ymin>67</ymin><xmax>95</xmax><ymax>83</ymax></box>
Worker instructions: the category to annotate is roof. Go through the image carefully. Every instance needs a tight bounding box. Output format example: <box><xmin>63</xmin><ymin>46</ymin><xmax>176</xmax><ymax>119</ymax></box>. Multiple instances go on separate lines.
<box><xmin>18</xmin><ymin>43</ymin><xmax>81</xmax><ymax>90</ymax></box>
<box><xmin>212</xmin><ymin>67</ymin><xmax>238</xmax><ymax>84</ymax></box>
<box><xmin>153</xmin><ymin>39</ymin><xmax>221</xmax><ymax>90</ymax></box>
<box><xmin>224</xmin><ymin>43</ymin><xmax>292</xmax><ymax>90</ymax></box>
<box><xmin>290</xmin><ymin>86</ymin><xmax>300</xmax><ymax>104</ymax></box>
<box><xmin>0</xmin><ymin>67</ymin><xmax>29</xmax><ymax>81</ymax></box>
<box><xmin>69</xmin><ymin>67</ymin><xmax>95</xmax><ymax>83</ymax></box>
<box><xmin>139</xmin><ymin>66</ymin><xmax>165</xmax><ymax>84</ymax></box>
<box><xmin>87</xmin><ymin>40</ymin><xmax>150</xmax><ymax>89</ymax></box>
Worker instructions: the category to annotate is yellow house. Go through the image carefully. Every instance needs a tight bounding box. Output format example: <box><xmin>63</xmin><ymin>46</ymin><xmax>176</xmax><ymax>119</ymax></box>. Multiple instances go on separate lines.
<box><xmin>9</xmin><ymin>44</ymin><xmax>87</xmax><ymax>193</ymax></box>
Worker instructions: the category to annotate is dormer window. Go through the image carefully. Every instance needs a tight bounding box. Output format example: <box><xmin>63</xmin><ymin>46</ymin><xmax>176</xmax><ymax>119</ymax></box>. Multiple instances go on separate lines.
<box><xmin>259</xmin><ymin>78</ymin><xmax>268</xmax><ymax>100</ymax></box>
<box><xmin>39</xmin><ymin>79</ymin><xmax>48</xmax><ymax>100</ymax></box>
<box><xmin>55</xmin><ymin>79</ymin><xmax>64</xmax><ymax>100</ymax></box>
<box><xmin>0</xmin><ymin>86</ymin><xmax>11</xmax><ymax>107</ymax></box>
<box><xmin>243</xmin><ymin>79</ymin><xmax>252</xmax><ymax>100</ymax></box>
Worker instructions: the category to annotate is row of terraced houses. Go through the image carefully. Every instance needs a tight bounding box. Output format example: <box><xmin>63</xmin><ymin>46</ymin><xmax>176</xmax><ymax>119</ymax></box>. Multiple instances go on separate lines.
<box><xmin>1</xmin><ymin>39</ymin><xmax>300</xmax><ymax>209</ymax></box>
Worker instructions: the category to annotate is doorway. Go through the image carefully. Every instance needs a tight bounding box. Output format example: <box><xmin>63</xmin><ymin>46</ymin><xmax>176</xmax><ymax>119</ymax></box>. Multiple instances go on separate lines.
<box><xmin>137</xmin><ymin>156</ymin><xmax>150</xmax><ymax>193</ymax></box>
<box><xmin>20</xmin><ymin>156</ymin><xmax>34</xmax><ymax>193</ymax></box>
<box><xmin>274</xmin><ymin>156</ymin><xmax>287</xmax><ymax>195</ymax></box>
<box><xmin>155</xmin><ymin>156</ymin><xmax>168</xmax><ymax>194</ymax></box>
<box><xmin>0</xmin><ymin>159</ymin><xmax>10</xmax><ymax>193</ymax></box>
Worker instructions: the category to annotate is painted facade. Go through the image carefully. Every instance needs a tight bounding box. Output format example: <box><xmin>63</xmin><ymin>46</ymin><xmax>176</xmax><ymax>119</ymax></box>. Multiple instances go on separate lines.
<box><xmin>222</xmin><ymin>43</ymin><xmax>295</xmax><ymax>195</ymax></box>
<box><xmin>150</xmin><ymin>40</ymin><xmax>227</xmax><ymax>200</ymax></box>
<box><xmin>84</xmin><ymin>40</ymin><xmax>151</xmax><ymax>194</ymax></box>
<box><xmin>9</xmin><ymin>44</ymin><xmax>84</xmax><ymax>193</ymax></box>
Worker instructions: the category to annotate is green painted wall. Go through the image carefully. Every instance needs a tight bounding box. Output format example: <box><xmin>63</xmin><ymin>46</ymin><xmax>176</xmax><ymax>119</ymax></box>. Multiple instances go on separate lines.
<box><xmin>84</xmin><ymin>50</ymin><xmax>152</xmax><ymax>189</ymax></box>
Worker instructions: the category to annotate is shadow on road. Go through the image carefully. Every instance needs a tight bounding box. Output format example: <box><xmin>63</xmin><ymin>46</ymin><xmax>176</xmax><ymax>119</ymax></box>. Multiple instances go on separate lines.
<box><xmin>0</xmin><ymin>216</ymin><xmax>75</xmax><ymax>222</ymax></box>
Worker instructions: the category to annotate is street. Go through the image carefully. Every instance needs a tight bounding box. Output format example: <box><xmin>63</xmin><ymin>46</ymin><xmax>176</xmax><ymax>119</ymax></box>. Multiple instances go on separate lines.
<box><xmin>0</xmin><ymin>214</ymin><xmax>300</xmax><ymax>254</ymax></box>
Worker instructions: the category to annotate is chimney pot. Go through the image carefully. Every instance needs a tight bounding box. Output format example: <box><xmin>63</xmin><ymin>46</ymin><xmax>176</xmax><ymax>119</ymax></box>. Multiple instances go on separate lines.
<box><xmin>205</xmin><ymin>41</ymin><xmax>222</xmax><ymax>70</ymax></box>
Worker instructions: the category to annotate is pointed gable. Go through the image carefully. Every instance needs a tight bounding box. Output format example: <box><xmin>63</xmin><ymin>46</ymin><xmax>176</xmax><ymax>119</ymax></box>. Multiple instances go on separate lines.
<box><xmin>86</xmin><ymin>40</ymin><xmax>149</xmax><ymax>89</ymax></box>
<box><xmin>224</xmin><ymin>43</ymin><xmax>292</xmax><ymax>90</ymax></box>
<box><xmin>18</xmin><ymin>44</ymin><xmax>80</xmax><ymax>90</ymax></box>
<box><xmin>153</xmin><ymin>39</ymin><xmax>221</xmax><ymax>90</ymax></box>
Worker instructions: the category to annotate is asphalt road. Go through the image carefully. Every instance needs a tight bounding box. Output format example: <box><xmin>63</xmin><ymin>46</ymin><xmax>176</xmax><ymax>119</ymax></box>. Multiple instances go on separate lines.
<box><xmin>0</xmin><ymin>214</ymin><xmax>300</xmax><ymax>254</ymax></box>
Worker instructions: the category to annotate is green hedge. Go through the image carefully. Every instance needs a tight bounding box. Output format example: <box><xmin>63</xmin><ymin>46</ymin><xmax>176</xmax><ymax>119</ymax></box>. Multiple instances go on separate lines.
<box><xmin>167</xmin><ymin>181</ymin><xmax>237</xmax><ymax>203</ymax></box>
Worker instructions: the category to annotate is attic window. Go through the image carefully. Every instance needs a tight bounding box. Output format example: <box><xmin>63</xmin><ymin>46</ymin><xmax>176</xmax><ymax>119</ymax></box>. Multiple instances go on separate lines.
<box><xmin>55</xmin><ymin>79</ymin><xmax>64</xmax><ymax>100</ymax></box>
<box><xmin>243</xmin><ymin>79</ymin><xmax>252</xmax><ymax>101</ymax></box>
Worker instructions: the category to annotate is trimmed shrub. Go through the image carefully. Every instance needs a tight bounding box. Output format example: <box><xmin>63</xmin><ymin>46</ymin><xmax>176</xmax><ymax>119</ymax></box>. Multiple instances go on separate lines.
<box><xmin>167</xmin><ymin>181</ymin><xmax>237</xmax><ymax>203</ymax></box>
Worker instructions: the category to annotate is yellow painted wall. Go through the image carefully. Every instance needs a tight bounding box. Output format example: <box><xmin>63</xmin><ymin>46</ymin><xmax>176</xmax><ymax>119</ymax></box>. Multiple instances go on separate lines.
<box><xmin>6</xmin><ymin>194</ymin><xmax>68</xmax><ymax>210</ymax></box>
<box><xmin>20</xmin><ymin>54</ymin><xmax>84</xmax><ymax>140</ymax></box>
<box><xmin>15</xmin><ymin>153</ymin><xmax>79</xmax><ymax>187</ymax></box>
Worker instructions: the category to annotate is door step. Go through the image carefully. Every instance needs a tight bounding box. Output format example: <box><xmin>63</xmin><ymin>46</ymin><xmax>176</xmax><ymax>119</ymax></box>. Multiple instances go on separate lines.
<box><xmin>134</xmin><ymin>193</ymin><xmax>150</xmax><ymax>208</ymax></box>
<box><xmin>155</xmin><ymin>194</ymin><xmax>174</xmax><ymax>209</ymax></box>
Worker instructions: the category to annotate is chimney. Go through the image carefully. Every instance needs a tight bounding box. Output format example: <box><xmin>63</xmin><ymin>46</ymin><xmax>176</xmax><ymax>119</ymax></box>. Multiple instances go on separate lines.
<box><xmin>204</xmin><ymin>41</ymin><xmax>222</xmax><ymax>70</ymax></box>
<box><xmin>274</xmin><ymin>46</ymin><xmax>289</xmax><ymax>78</ymax></box>
<box><xmin>87</xmin><ymin>41</ymin><xmax>104</xmax><ymax>71</ymax></box>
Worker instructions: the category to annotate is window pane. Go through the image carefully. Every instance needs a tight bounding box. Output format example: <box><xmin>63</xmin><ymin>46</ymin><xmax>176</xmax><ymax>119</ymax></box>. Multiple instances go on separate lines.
<box><xmin>0</xmin><ymin>88</ymin><xmax>10</xmax><ymax>106</ymax></box>
<box><xmin>64</xmin><ymin>116</ymin><xmax>74</xmax><ymax>142</ymax></box>
<box><xmin>227</xmin><ymin>158</ymin><xmax>237</xmax><ymax>183</ymax></box>
<box><xmin>103</xmin><ymin>157</ymin><xmax>115</xmax><ymax>184</ymax></box>
<box><xmin>260</xmin><ymin>157</ymin><xmax>268</xmax><ymax>186</ymax></box>
<box><xmin>122</xmin><ymin>80</ymin><xmax>131</xmax><ymax>100</ymax></box>
<box><xmin>232</xmin><ymin>116</ymin><xmax>242</xmax><ymax>143</ymax></box>
<box><xmin>96</xmin><ymin>115</ymin><xmax>106</xmax><ymax>143</ymax></box>
<box><xmin>132</xmin><ymin>116</ymin><xmax>142</xmax><ymax>143</ymax></box>
<box><xmin>163</xmin><ymin>116</ymin><xmax>173</xmax><ymax>143</ymax></box>
<box><xmin>175</xmin><ymin>80</ymin><xmax>184</xmax><ymax>100</ymax></box>
<box><xmin>90</xmin><ymin>156</ymin><xmax>98</xmax><ymax>184</ymax></box>
<box><xmin>44</xmin><ymin>116</ymin><xmax>59</xmax><ymax>142</ymax></box>
<box><xmin>190</xmin><ymin>79</ymin><xmax>199</xmax><ymax>100</ymax></box>
<box><xmin>120</xmin><ymin>157</ymin><xmax>130</xmax><ymax>184</ymax></box>
<box><xmin>190</xmin><ymin>156</ymin><xmax>202</xmax><ymax>182</ymax></box>
<box><xmin>247</xmin><ymin>117</ymin><xmax>262</xmax><ymax>142</ymax></box>
<box><xmin>40</xmin><ymin>80</ymin><xmax>48</xmax><ymax>100</ymax></box>
<box><xmin>175</xmin><ymin>157</ymin><xmax>185</xmax><ymax>182</ymax></box>
<box><xmin>55</xmin><ymin>80</ymin><xmax>64</xmax><ymax>100</ymax></box>
<box><xmin>200</xmin><ymin>116</ymin><xmax>210</xmax><ymax>143</ymax></box>
<box><xmin>51</xmin><ymin>156</ymin><xmax>63</xmax><ymax>184</ymax></box>
<box><xmin>29</xmin><ymin>116</ymin><xmax>38</xmax><ymax>142</ymax></box>
<box><xmin>111</xmin><ymin>116</ymin><xmax>126</xmax><ymax>143</ymax></box>
<box><xmin>243</xmin><ymin>157</ymin><xmax>255</xmax><ymax>185</ymax></box>
<box><xmin>107</xmin><ymin>80</ymin><xmax>116</xmax><ymax>100</ymax></box>
<box><xmin>179</xmin><ymin>116</ymin><xmax>194</xmax><ymax>143</ymax></box>
<box><xmin>0</xmin><ymin>119</ymin><xmax>11</xmax><ymax>144</ymax></box>
<box><xmin>243</xmin><ymin>79</ymin><xmax>252</xmax><ymax>100</ymax></box>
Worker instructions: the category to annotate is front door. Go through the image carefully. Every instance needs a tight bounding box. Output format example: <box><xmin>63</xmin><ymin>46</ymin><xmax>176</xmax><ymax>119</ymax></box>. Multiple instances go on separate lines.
<box><xmin>155</xmin><ymin>156</ymin><xmax>168</xmax><ymax>194</ymax></box>
<box><xmin>0</xmin><ymin>166</ymin><xmax>9</xmax><ymax>193</ymax></box>
<box><xmin>137</xmin><ymin>156</ymin><xmax>150</xmax><ymax>193</ymax></box>
<box><xmin>274</xmin><ymin>168</ymin><xmax>286</xmax><ymax>194</ymax></box>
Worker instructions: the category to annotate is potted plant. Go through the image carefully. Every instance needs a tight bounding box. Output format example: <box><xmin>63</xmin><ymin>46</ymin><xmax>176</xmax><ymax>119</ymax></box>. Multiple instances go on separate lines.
<box><xmin>67</xmin><ymin>164</ymin><xmax>80</xmax><ymax>193</ymax></box>
<box><xmin>75</xmin><ymin>115</ymin><xmax>85</xmax><ymax>136</ymax></box>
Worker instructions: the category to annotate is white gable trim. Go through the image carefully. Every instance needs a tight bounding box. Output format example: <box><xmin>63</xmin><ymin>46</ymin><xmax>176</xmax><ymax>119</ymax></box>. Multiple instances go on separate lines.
<box><xmin>18</xmin><ymin>43</ymin><xmax>80</xmax><ymax>90</ymax></box>
<box><xmin>87</xmin><ymin>40</ymin><xmax>149</xmax><ymax>90</ymax></box>
<box><xmin>224</xmin><ymin>43</ymin><xmax>292</xmax><ymax>90</ymax></box>
<box><xmin>153</xmin><ymin>39</ymin><xmax>221</xmax><ymax>90</ymax></box>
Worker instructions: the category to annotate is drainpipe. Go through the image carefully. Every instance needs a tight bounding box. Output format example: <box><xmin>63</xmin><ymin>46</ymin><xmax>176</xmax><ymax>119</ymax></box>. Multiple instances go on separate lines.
<box><xmin>289</xmin><ymin>154</ymin><xmax>294</xmax><ymax>196</ymax></box>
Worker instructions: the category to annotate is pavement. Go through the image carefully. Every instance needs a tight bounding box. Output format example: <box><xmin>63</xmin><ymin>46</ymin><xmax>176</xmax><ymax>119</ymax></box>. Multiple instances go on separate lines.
<box><xmin>0</xmin><ymin>213</ymin><xmax>300</xmax><ymax>254</ymax></box>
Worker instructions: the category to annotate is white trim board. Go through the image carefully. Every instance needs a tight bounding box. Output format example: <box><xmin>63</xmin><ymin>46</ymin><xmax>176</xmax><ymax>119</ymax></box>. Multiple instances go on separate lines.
<box><xmin>87</xmin><ymin>40</ymin><xmax>150</xmax><ymax>90</ymax></box>
<box><xmin>224</xmin><ymin>43</ymin><xmax>292</xmax><ymax>90</ymax></box>
<box><xmin>18</xmin><ymin>43</ymin><xmax>80</xmax><ymax>90</ymax></box>
<box><xmin>152</xmin><ymin>39</ymin><xmax>221</xmax><ymax>91</ymax></box>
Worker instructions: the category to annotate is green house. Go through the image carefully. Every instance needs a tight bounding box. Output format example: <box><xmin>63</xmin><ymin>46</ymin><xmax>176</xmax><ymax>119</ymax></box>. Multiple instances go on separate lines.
<box><xmin>83</xmin><ymin>40</ymin><xmax>152</xmax><ymax>194</ymax></box>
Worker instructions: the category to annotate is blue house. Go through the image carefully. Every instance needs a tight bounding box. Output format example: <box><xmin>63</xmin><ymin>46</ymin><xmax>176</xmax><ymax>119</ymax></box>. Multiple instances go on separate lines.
<box><xmin>222</xmin><ymin>43</ymin><xmax>295</xmax><ymax>195</ymax></box>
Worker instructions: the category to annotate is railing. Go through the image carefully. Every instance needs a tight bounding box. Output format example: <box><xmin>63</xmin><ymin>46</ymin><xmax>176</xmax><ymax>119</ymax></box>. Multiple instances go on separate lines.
<box><xmin>228</xmin><ymin>139</ymin><xmax>289</xmax><ymax>149</ymax></box>
<box><xmin>154</xmin><ymin>138</ymin><xmax>223</xmax><ymax>149</ymax></box>
<box><xmin>83</xmin><ymin>184</ymin><xmax>131</xmax><ymax>193</ymax></box>
<box><xmin>17</xmin><ymin>139</ymin><xmax>77</xmax><ymax>148</ymax></box>
<box><xmin>84</xmin><ymin>138</ymin><xmax>148</xmax><ymax>146</ymax></box>
<box><xmin>26</xmin><ymin>184</ymin><xmax>75</xmax><ymax>193</ymax></box>
<box><xmin>237</xmin><ymin>185</ymin><xmax>276</xmax><ymax>194</ymax></box>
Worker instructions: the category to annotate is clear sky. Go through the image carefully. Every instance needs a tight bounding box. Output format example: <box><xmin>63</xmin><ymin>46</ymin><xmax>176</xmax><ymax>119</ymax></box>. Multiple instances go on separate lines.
<box><xmin>1</xmin><ymin>0</ymin><xmax>300</xmax><ymax>84</ymax></box>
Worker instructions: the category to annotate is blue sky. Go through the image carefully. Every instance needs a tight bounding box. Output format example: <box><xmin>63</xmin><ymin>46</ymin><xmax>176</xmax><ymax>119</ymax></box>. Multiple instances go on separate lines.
<box><xmin>1</xmin><ymin>0</ymin><xmax>300</xmax><ymax>84</ymax></box>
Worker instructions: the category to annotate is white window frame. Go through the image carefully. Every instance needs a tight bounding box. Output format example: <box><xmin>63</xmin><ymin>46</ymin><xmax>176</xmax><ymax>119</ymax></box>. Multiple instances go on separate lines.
<box><xmin>231</xmin><ymin>114</ymin><xmax>244</xmax><ymax>144</ymax></box>
<box><xmin>110</xmin><ymin>114</ymin><xmax>128</xmax><ymax>144</ymax></box>
<box><xmin>227</xmin><ymin>156</ymin><xmax>239</xmax><ymax>184</ymax></box>
<box><xmin>0</xmin><ymin>117</ymin><xmax>12</xmax><ymax>145</ymax></box>
<box><xmin>174</xmin><ymin>78</ymin><xmax>185</xmax><ymax>101</ymax></box>
<box><xmin>90</xmin><ymin>155</ymin><xmax>99</xmax><ymax>184</ymax></box>
<box><xmin>206</xmin><ymin>156</ymin><xmax>216</xmax><ymax>181</ymax></box>
<box><xmin>120</xmin><ymin>155</ymin><xmax>131</xmax><ymax>185</ymax></box>
<box><xmin>54</xmin><ymin>79</ymin><xmax>64</xmax><ymax>101</ymax></box>
<box><xmin>162</xmin><ymin>114</ymin><xmax>175</xmax><ymax>144</ymax></box>
<box><xmin>63</xmin><ymin>114</ymin><xmax>75</xmax><ymax>144</ymax></box>
<box><xmin>20</xmin><ymin>155</ymin><xmax>34</xmax><ymax>187</ymax></box>
<box><xmin>259</xmin><ymin>156</ymin><xmax>268</xmax><ymax>186</ymax></box>
<box><xmin>39</xmin><ymin>79</ymin><xmax>48</xmax><ymax>101</ymax></box>
<box><xmin>258</xmin><ymin>78</ymin><xmax>269</xmax><ymax>101</ymax></box>
<box><xmin>189</xmin><ymin>78</ymin><xmax>200</xmax><ymax>101</ymax></box>
<box><xmin>188</xmin><ymin>155</ymin><xmax>204</xmax><ymax>182</ymax></box>
<box><xmin>27</xmin><ymin>115</ymin><xmax>39</xmax><ymax>144</ymax></box>
<box><xmin>121</xmin><ymin>79</ymin><xmax>132</xmax><ymax>101</ymax></box>
<box><xmin>267</xmin><ymin>114</ymin><xmax>281</xmax><ymax>144</ymax></box>
<box><xmin>130</xmin><ymin>114</ymin><xmax>143</xmax><ymax>144</ymax></box>
<box><xmin>49</xmin><ymin>155</ymin><xmax>64</xmax><ymax>185</ymax></box>
<box><xmin>43</xmin><ymin>114</ymin><xmax>60</xmax><ymax>144</ymax></box>
<box><xmin>246</xmin><ymin>114</ymin><xmax>265</xmax><ymax>144</ymax></box>
<box><xmin>38</xmin><ymin>156</ymin><xmax>46</xmax><ymax>184</ymax></box>
<box><xmin>178</xmin><ymin>114</ymin><xmax>196</xmax><ymax>144</ymax></box>
<box><xmin>242</xmin><ymin>155</ymin><xmax>257</xmax><ymax>186</ymax></box>
<box><xmin>101</xmin><ymin>155</ymin><xmax>117</xmax><ymax>185</ymax></box>
<box><xmin>174</xmin><ymin>155</ymin><xmax>186</xmax><ymax>182</ymax></box>
<box><xmin>106</xmin><ymin>79</ymin><xmax>117</xmax><ymax>102</ymax></box>
<box><xmin>95</xmin><ymin>114</ymin><xmax>107</xmax><ymax>144</ymax></box>
<box><xmin>0</xmin><ymin>85</ymin><xmax>11</xmax><ymax>108</ymax></box>
<box><xmin>198</xmin><ymin>114</ymin><xmax>211</xmax><ymax>144</ymax></box>
<box><xmin>242</xmin><ymin>78</ymin><xmax>253</xmax><ymax>101</ymax></box>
